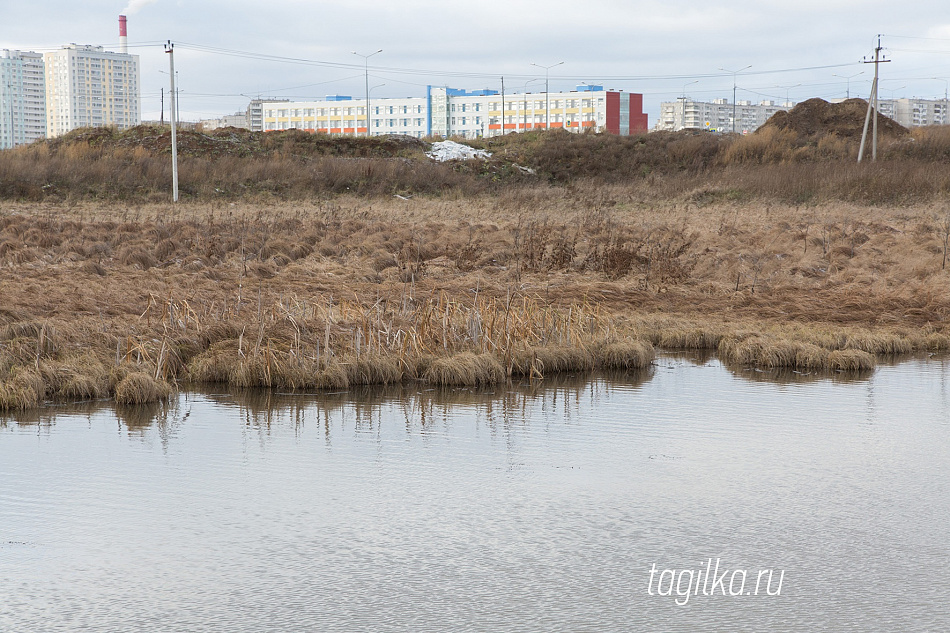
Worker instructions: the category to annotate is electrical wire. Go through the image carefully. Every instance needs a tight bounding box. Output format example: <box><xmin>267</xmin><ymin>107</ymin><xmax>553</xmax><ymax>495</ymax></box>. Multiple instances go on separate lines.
<box><xmin>172</xmin><ymin>41</ymin><xmax>860</xmax><ymax>84</ymax></box>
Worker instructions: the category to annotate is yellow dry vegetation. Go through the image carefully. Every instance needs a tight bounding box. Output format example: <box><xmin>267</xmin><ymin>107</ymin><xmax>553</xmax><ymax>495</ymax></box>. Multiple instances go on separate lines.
<box><xmin>1</xmin><ymin>187</ymin><xmax>948</xmax><ymax>408</ymax></box>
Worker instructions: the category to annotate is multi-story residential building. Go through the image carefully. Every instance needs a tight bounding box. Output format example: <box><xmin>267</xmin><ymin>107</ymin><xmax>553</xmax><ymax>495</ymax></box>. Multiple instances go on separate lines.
<box><xmin>0</xmin><ymin>50</ymin><xmax>46</xmax><ymax>149</ymax></box>
<box><xmin>871</xmin><ymin>98</ymin><xmax>949</xmax><ymax>128</ymax></box>
<box><xmin>198</xmin><ymin>111</ymin><xmax>251</xmax><ymax>131</ymax></box>
<box><xmin>43</xmin><ymin>44</ymin><xmax>140</xmax><ymax>138</ymax></box>
<box><xmin>658</xmin><ymin>95</ymin><xmax>950</xmax><ymax>135</ymax></box>
<box><xmin>247</xmin><ymin>98</ymin><xmax>289</xmax><ymax>132</ymax></box>
<box><xmin>656</xmin><ymin>97</ymin><xmax>791</xmax><ymax>134</ymax></box>
<box><xmin>260</xmin><ymin>85</ymin><xmax>648</xmax><ymax>138</ymax></box>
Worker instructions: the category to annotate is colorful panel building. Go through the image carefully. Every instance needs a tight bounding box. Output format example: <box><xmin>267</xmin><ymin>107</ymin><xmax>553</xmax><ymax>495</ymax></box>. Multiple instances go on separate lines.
<box><xmin>260</xmin><ymin>85</ymin><xmax>648</xmax><ymax>138</ymax></box>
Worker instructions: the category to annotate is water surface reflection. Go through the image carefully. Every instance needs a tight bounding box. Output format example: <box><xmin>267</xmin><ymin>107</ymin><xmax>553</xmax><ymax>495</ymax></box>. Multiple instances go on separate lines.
<box><xmin>2</xmin><ymin>357</ymin><xmax>949</xmax><ymax>632</ymax></box>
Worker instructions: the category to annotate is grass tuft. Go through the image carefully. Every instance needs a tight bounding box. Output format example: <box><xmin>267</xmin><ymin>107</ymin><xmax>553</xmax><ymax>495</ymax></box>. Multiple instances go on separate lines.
<box><xmin>114</xmin><ymin>371</ymin><xmax>173</xmax><ymax>405</ymax></box>
<box><xmin>0</xmin><ymin>368</ymin><xmax>45</xmax><ymax>410</ymax></box>
<box><xmin>827</xmin><ymin>349</ymin><xmax>876</xmax><ymax>371</ymax></box>
<box><xmin>423</xmin><ymin>352</ymin><xmax>505</xmax><ymax>386</ymax></box>
<box><xmin>598</xmin><ymin>341</ymin><xmax>656</xmax><ymax>370</ymax></box>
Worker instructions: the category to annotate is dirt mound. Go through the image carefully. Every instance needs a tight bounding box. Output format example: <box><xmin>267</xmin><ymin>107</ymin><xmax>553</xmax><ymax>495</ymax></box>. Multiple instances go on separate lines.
<box><xmin>759</xmin><ymin>98</ymin><xmax>908</xmax><ymax>141</ymax></box>
<box><xmin>43</xmin><ymin>126</ymin><xmax>428</xmax><ymax>160</ymax></box>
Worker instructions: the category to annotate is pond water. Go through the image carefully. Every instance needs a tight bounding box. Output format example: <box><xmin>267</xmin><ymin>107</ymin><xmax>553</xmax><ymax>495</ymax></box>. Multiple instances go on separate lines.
<box><xmin>2</xmin><ymin>354</ymin><xmax>949</xmax><ymax>632</ymax></box>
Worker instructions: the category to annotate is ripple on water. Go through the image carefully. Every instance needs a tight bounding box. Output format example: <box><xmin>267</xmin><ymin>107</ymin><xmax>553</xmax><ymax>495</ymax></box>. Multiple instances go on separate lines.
<box><xmin>1</xmin><ymin>357</ymin><xmax>949</xmax><ymax>631</ymax></box>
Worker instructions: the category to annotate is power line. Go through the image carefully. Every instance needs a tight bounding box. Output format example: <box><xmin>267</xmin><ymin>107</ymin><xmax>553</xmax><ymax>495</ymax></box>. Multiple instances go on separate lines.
<box><xmin>885</xmin><ymin>34</ymin><xmax>950</xmax><ymax>42</ymax></box>
<box><xmin>172</xmin><ymin>41</ymin><xmax>859</xmax><ymax>84</ymax></box>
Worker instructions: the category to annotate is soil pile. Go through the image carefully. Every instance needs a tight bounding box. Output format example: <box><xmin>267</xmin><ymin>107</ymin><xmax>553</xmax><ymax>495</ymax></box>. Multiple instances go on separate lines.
<box><xmin>42</xmin><ymin>126</ymin><xmax>429</xmax><ymax>159</ymax></box>
<box><xmin>759</xmin><ymin>98</ymin><xmax>908</xmax><ymax>141</ymax></box>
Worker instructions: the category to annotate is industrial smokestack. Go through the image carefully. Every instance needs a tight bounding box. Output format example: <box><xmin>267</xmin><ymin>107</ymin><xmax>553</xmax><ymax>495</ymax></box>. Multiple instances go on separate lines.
<box><xmin>119</xmin><ymin>15</ymin><xmax>128</xmax><ymax>54</ymax></box>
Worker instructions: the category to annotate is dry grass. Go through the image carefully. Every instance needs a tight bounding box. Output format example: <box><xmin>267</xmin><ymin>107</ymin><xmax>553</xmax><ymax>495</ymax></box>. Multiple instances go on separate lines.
<box><xmin>5</xmin><ymin>123</ymin><xmax>950</xmax><ymax>204</ymax></box>
<box><xmin>827</xmin><ymin>349</ymin><xmax>876</xmax><ymax>372</ymax></box>
<box><xmin>113</xmin><ymin>371</ymin><xmax>173</xmax><ymax>405</ymax></box>
<box><xmin>598</xmin><ymin>341</ymin><xmax>656</xmax><ymax>370</ymax></box>
<box><xmin>423</xmin><ymin>352</ymin><xmax>506</xmax><ymax>386</ymax></box>
<box><xmin>1</xmin><ymin>189</ymin><xmax>948</xmax><ymax>408</ymax></box>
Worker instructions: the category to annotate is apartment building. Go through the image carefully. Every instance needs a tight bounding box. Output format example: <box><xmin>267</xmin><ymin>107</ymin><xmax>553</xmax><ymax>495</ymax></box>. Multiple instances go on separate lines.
<box><xmin>247</xmin><ymin>98</ymin><xmax>289</xmax><ymax>132</ymax></box>
<box><xmin>44</xmin><ymin>44</ymin><xmax>140</xmax><ymax>138</ymax></box>
<box><xmin>0</xmin><ymin>50</ymin><xmax>46</xmax><ymax>149</ymax></box>
<box><xmin>872</xmin><ymin>98</ymin><xmax>949</xmax><ymax>128</ymax></box>
<box><xmin>656</xmin><ymin>98</ymin><xmax>791</xmax><ymax>134</ymax></box>
<box><xmin>260</xmin><ymin>85</ymin><xmax>648</xmax><ymax>139</ymax></box>
<box><xmin>199</xmin><ymin>111</ymin><xmax>251</xmax><ymax>131</ymax></box>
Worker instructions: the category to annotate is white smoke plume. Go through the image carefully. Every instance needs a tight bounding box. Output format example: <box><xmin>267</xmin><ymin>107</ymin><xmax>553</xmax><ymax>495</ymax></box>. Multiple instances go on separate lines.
<box><xmin>121</xmin><ymin>0</ymin><xmax>159</xmax><ymax>15</ymax></box>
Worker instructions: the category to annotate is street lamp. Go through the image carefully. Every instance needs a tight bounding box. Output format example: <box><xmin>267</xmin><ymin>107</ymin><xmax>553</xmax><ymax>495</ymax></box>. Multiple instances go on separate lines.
<box><xmin>833</xmin><ymin>72</ymin><xmax>864</xmax><ymax>99</ymax></box>
<box><xmin>680</xmin><ymin>80</ymin><xmax>698</xmax><ymax>130</ymax></box>
<box><xmin>884</xmin><ymin>84</ymin><xmax>905</xmax><ymax>100</ymax></box>
<box><xmin>774</xmin><ymin>83</ymin><xmax>801</xmax><ymax>108</ymax></box>
<box><xmin>932</xmin><ymin>77</ymin><xmax>949</xmax><ymax>125</ymax></box>
<box><xmin>530</xmin><ymin>61</ymin><xmax>564</xmax><ymax>130</ymax></box>
<box><xmin>352</xmin><ymin>49</ymin><xmax>382</xmax><ymax>137</ymax></box>
<box><xmin>158</xmin><ymin>69</ymin><xmax>181</xmax><ymax>124</ymax></box>
<box><xmin>719</xmin><ymin>65</ymin><xmax>751</xmax><ymax>134</ymax></box>
<box><xmin>523</xmin><ymin>78</ymin><xmax>543</xmax><ymax>132</ymax></box>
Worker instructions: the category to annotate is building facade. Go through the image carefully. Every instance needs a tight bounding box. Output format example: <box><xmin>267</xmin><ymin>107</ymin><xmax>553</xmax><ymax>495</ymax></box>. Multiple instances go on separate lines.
<box><xmin>656</xmin><ymin>97</ymin><xmax>791</xmax><ymax>134</ymax></box>
<box><xmin>873</xmin><ymin>98</ymin><xmax>949</xmax><ymax>128</ymax></box>
<box><xmin>247</xmin><ymin>98</ymin><xmax>289</xmax><ymax>132</ymax></box>
<box><xmin>199</xmin><ymin>111</ymin><xmax>251</xmax><ymax>131</ymax></box>
<box><xmin>0</xmin><ymin>50</ymin><xmax>46</xmax><ymax>149</ymax></box>
<box><xmin>43</xmin><ymin>44</ymin><xmax>140</xmax><ymax>138</ymax></box>
<box><xmin>260</xmin><ymin>85</ymin><xmax>648</xmax><ymax>138</ymax></box>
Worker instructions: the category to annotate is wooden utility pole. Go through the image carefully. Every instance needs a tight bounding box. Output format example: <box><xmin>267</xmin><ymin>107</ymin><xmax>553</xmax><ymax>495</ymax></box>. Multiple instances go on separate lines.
<box><xmin>858</xmin><ymin>35</ymin><xmax>890</xmax><ymax>163</ymax></box>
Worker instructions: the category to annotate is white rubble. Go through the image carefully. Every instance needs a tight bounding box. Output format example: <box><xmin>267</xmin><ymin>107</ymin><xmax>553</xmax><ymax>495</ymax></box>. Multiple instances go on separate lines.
<box><xmin>426</xmin><ymin>140</ymin><xmax>492</xmax><ymax>162</ymax></box>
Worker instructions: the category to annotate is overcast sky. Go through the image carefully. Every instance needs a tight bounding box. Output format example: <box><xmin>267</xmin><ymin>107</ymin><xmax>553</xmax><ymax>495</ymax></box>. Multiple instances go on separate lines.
<box><xmin>4</xmin><ymin>0</ymin><xmax>950</xmax><ymax>123</ymax></box>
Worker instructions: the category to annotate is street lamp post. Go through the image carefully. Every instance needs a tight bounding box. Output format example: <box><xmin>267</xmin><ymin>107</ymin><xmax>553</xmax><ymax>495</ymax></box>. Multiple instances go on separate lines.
<box><xmin>833</xmin><ymin>72</ymin><xmax>864</xmax><ymax>99</ymax></box>
<box><xmin>530</xmin><ymin>61</ymin><xmax>564</xmax><ymax>130</ymax></box>
<box><xmin>680</xmin><ymin>80</ymin><xmax>698</xmax><ymax>129</ymax></box>
<box><xmin>523</xmin><ymin>78</ymin><xmax>543</xmax><ymax>132</ymax></box>
<box><xmin>719</xmin><ymin>65</ymin><xmax>751</xmax><ymax>134</ymax></box>
<box><xmin>352</xmin><ymin>49</ymin><xmax>382</xmax><ymax>137</ymax></box>
<box><xmin>884</xmin><ymin>84</ymin><xmax>905</xmax><ymax>100</ymax></box>
<box><xmin>774</xmin><ymin>83</ymin><xmax>801</xmax><ymax>108</ymax></box>
<box><xmin>159</xmin><ymin>70</ymin><xmax>181</xmax><ymax>126</ymax></box>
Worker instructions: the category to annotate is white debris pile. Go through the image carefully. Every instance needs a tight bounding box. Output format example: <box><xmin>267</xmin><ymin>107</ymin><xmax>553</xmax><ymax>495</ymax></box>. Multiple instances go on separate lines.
<box><xmin>426</xmin><ymin>140</ymin><xmax>492</xmax><ymax>162</ymax></box>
